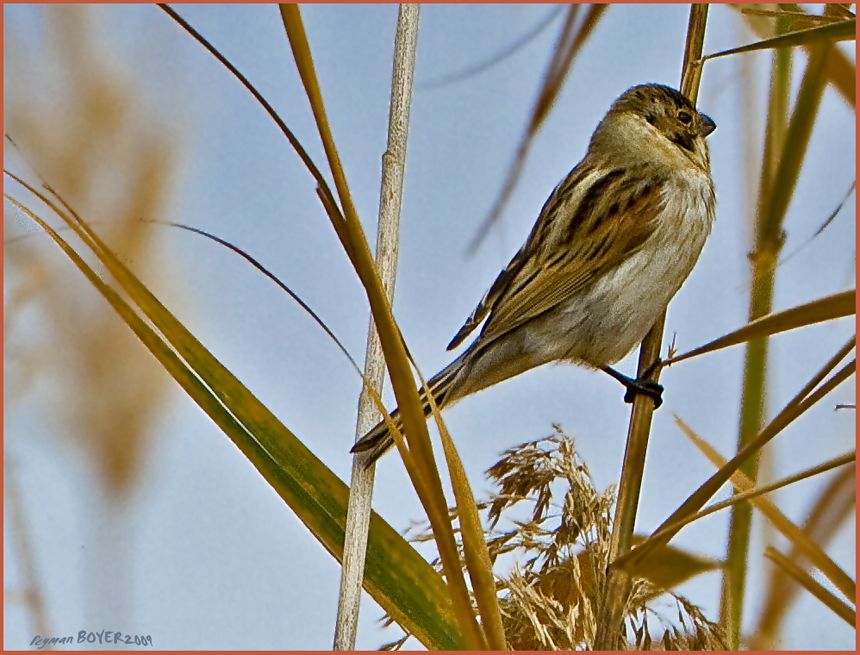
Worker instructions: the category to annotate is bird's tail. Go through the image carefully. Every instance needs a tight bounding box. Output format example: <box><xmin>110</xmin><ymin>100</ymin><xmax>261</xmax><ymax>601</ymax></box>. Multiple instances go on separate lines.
<box><xmin>350</xmin><ymin>354</ymin><xmax>466</xmax><ymax>463</ymax></box>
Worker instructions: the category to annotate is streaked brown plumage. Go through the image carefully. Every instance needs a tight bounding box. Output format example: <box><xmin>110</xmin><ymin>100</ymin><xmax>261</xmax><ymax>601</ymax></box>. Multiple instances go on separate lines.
<box><xmin>353</xmin><ymin>84</ymin><xmax>716</xmax><ymax>463</ymax></box>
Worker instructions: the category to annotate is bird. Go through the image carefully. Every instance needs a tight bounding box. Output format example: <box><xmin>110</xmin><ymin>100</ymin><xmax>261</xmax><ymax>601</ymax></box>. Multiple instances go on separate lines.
<box><xmin>352</xmin><ymin>83</ymin><xmax>716</xmax><ymax>463</ymax></box>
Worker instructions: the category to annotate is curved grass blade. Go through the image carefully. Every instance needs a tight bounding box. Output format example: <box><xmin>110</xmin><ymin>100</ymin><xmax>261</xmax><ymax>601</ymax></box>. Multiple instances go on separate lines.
<box><xmin>678</xmin><ymin>420</ymin><xmax>856</xmax><ymax>603</ymax></box>
<box><xmin>157</xmin><ymin>4</ymin><xmax>342</xmax><ymax>218</ymax></box>
<box><xmin>420</xmin><ymin>5</ymin><xmax>564</xmax><ymax>89</ymax></box>
<box><xmin>614</xmin><ymin>341</ymin><xmax>855</xmax><ymax>576</ymax></box>
<box><xmin>702</xmin><ymin>18</ymin><xmax>855</xmax><ymax>61</ymax></box>
<box><xmin>278</xmin><ymin>6</ymin><xmax>488</xmax><ymax>648</ymax></box>
<box><xmin>665</xmin><ymin>290</ymin><xmax>855</xmax><ymax>365</ymax></box>
<box><xmin>159</xmin><ymin>6</ymin><xmax>454</xmax><ymax>548</ymax></box>
<box><xmin>753</xmin><ymin>465</ymin><xmax>856</xmax><ymax>647</ymax></box>
<box><xmin>160</xmin><ymin>6</ymin><xmax>444</xmax><ymax>523</ymax></box>
<box><xmin>146</xmin><ymin>219</ymin><xmax>362</xmax><ymax>375</ymax></box>
<box><xmin>736</xmin><ymin>4</ymin><xmax>855</xmax><ymax>106</ymax></box>
<box><xmin>4</xmin><ymin>186</ymin><xmax>464</xmax><ymax>650</ymax></box>
<box><xmin>740</xmin><ymin>8</ymin><xmax>848</xmax><ymax>25</ymax></box>
<box><xmin>628</xmin><ymin>536</ymin><xmax>721</xmax><ymax>595</ymax></box>
<box><xmin>764</xmin><ymin>547</ymin><xmax>855</xmax><ymax>627</ymax></box>
<box><xmin>468</xmin><ymin>4</ymin><xmax>607</xmax><ymax>252</ymax></box>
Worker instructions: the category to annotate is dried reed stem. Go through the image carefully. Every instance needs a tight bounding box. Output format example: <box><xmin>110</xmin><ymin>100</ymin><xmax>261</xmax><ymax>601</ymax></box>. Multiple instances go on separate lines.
<box><xmin>334</xmin><ymin>5</ymin><xmax>420</xmax><ymax>649</ymax></box>
<box><xmin>594</xmin><ymin>5</ymin><xmax>709</xmax><ymax>649</ymax></box>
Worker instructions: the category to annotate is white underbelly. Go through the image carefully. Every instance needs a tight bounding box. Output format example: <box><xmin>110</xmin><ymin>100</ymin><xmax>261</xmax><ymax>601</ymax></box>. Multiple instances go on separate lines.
<box><xmin>536</xmin><ymin>174</ymin><xmax>714</xmax><ymax>366</ymax></box>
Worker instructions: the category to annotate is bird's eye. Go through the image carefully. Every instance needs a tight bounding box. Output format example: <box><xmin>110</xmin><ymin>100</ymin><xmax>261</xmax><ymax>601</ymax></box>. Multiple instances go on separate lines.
<box><xmin>678</xmin><ymin>111</ymin><xmax>693</xmax><ymax>125</ymax></box>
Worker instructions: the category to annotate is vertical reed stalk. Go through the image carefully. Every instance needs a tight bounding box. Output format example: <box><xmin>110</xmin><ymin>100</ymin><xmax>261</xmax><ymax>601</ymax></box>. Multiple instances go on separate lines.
<box><xmin>594</xmin><ymin>5</ymin><xmax>709</xmax><ymax>649</ymax></box>
<box><xmin>720</xmin><ymin>10</ymin><xmax>832</xmax><ymax>641</ymax></box>
<box><xmin>334</xmin><ymin>5</ymin><xmax>420</xmax><ymax>649</ymax></box>
<box><xmin>719</xmin><ymin>44</ymin><xmax>787</xmax><ymax>644</ymax></box>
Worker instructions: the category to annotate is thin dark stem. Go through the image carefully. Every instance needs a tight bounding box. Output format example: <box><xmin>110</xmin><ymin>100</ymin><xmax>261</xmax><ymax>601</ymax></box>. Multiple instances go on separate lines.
<box><xmin>156</xmin><ymin>4</ymin><xmax>342</xmax><ymax>220</ymax></box>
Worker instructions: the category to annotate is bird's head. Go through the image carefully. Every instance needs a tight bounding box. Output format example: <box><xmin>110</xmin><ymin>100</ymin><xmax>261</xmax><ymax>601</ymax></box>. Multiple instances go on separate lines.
<box><xmin>593</xmin><ymin>84</ymin><xmax>715</xmax><ymax>172</ymax></box>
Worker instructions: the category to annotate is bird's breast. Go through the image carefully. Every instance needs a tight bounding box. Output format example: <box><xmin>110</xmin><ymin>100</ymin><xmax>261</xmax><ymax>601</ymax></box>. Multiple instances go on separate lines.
<box><xmin>553</xmin><ymin>169</ymin><xmax>715</xmax><ymax>366</ymax></box>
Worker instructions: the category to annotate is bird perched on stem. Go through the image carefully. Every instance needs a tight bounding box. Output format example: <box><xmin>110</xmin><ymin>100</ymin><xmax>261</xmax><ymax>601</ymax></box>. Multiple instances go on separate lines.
<box><xmin>352</xmin><ymin>83</ymin><xmax>716</xmax><ymax>463</ymax></box>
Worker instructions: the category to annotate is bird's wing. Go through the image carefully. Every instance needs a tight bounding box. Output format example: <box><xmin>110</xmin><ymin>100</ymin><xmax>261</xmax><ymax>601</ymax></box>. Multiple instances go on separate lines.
<box><xmin>446</xmin><ymin>163</ymin><xmax>595</xmax><ymax>350</ymax></box>
<box><xmin>446</xmin><ymin>242</ymin><xmax>529</xmax><ymax>350</ymax></box>
<box><xmin>455</xmin><ymin>167</ymin><xmax>668</xmax><ymax>350</ymax></box>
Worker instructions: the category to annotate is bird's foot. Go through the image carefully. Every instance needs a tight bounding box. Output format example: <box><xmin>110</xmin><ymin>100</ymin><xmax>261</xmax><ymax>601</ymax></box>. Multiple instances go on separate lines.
<box><xmin>601</xmin><ymin>365</ymin><xmax>664</xmax><ymax>409</ymax></box>
<box><xmin>623</xmin><ymin>378</ymin><xmax>664</xmax><ymax>408</ymax></box>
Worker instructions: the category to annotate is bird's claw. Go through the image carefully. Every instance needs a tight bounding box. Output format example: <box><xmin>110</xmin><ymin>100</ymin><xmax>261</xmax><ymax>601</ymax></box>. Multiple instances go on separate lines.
<box><xmin>623</xmin><ymin>379</ymin><xmax>664</xmax><ymax>408</ymax></box>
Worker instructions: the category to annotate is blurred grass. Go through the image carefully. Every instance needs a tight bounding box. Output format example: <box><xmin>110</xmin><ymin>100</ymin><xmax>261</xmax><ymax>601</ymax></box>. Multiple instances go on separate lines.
<box><xmin>753</xmin><ymin>464</ymin><xmax>856</xmax><ymax>647</ymax></box>
<box><xmin>4</xmin><ymin>4</ymin><xmax>178</xmax><ymax>635</ymax></box>
<box><xmin>703</xmin><ymin>15</ymin><xmax>854</xmax><ymax>60</ymax></box>
<box><xmin>630</xmin><ymin>423</ymin><xmax>853</xmax><ymax>555</ymax></box>
<box><xmin>764</xmin><ymin>546</ymin><xmax>855</xmax><ymax>626</ymax></box>
<box><xmin>468</xmin><ymin>4</ymin><xmax>608</xmax><ymax>252</ymax></box>
<box><xmin>5</xmin><ymin>4</ymin><xmax>174</xmax><ymax>496</ymax></box>
<box><xmin>4</xmin><ymin>177</ymin><xmax>466</xmax><ymax>650</ymax></box>
<box><xmin>680</xmin><ymin>417</ymin><xmax>856</xmax><ymax>604</ymax></box>
<box><xmin>722</xmin><ymin>6</ymin><xmax>837</xmax><ymax>644</ymax></box>
<box><xmin>738</xmin><ymin>4</ymin><xmax>856</xmax><ymax>105</ymax></box>
<box><xmin>616</xmin><ymin>336</ymin><xmax>855</xmax><ymax>577</ymax></box>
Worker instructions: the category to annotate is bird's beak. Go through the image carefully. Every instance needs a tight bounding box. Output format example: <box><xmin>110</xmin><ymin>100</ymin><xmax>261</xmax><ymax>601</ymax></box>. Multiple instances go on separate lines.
<box><xmin>699</xmin><ymin>113</ymin><xmax>716</xmax><ymax>137</ymax></box>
